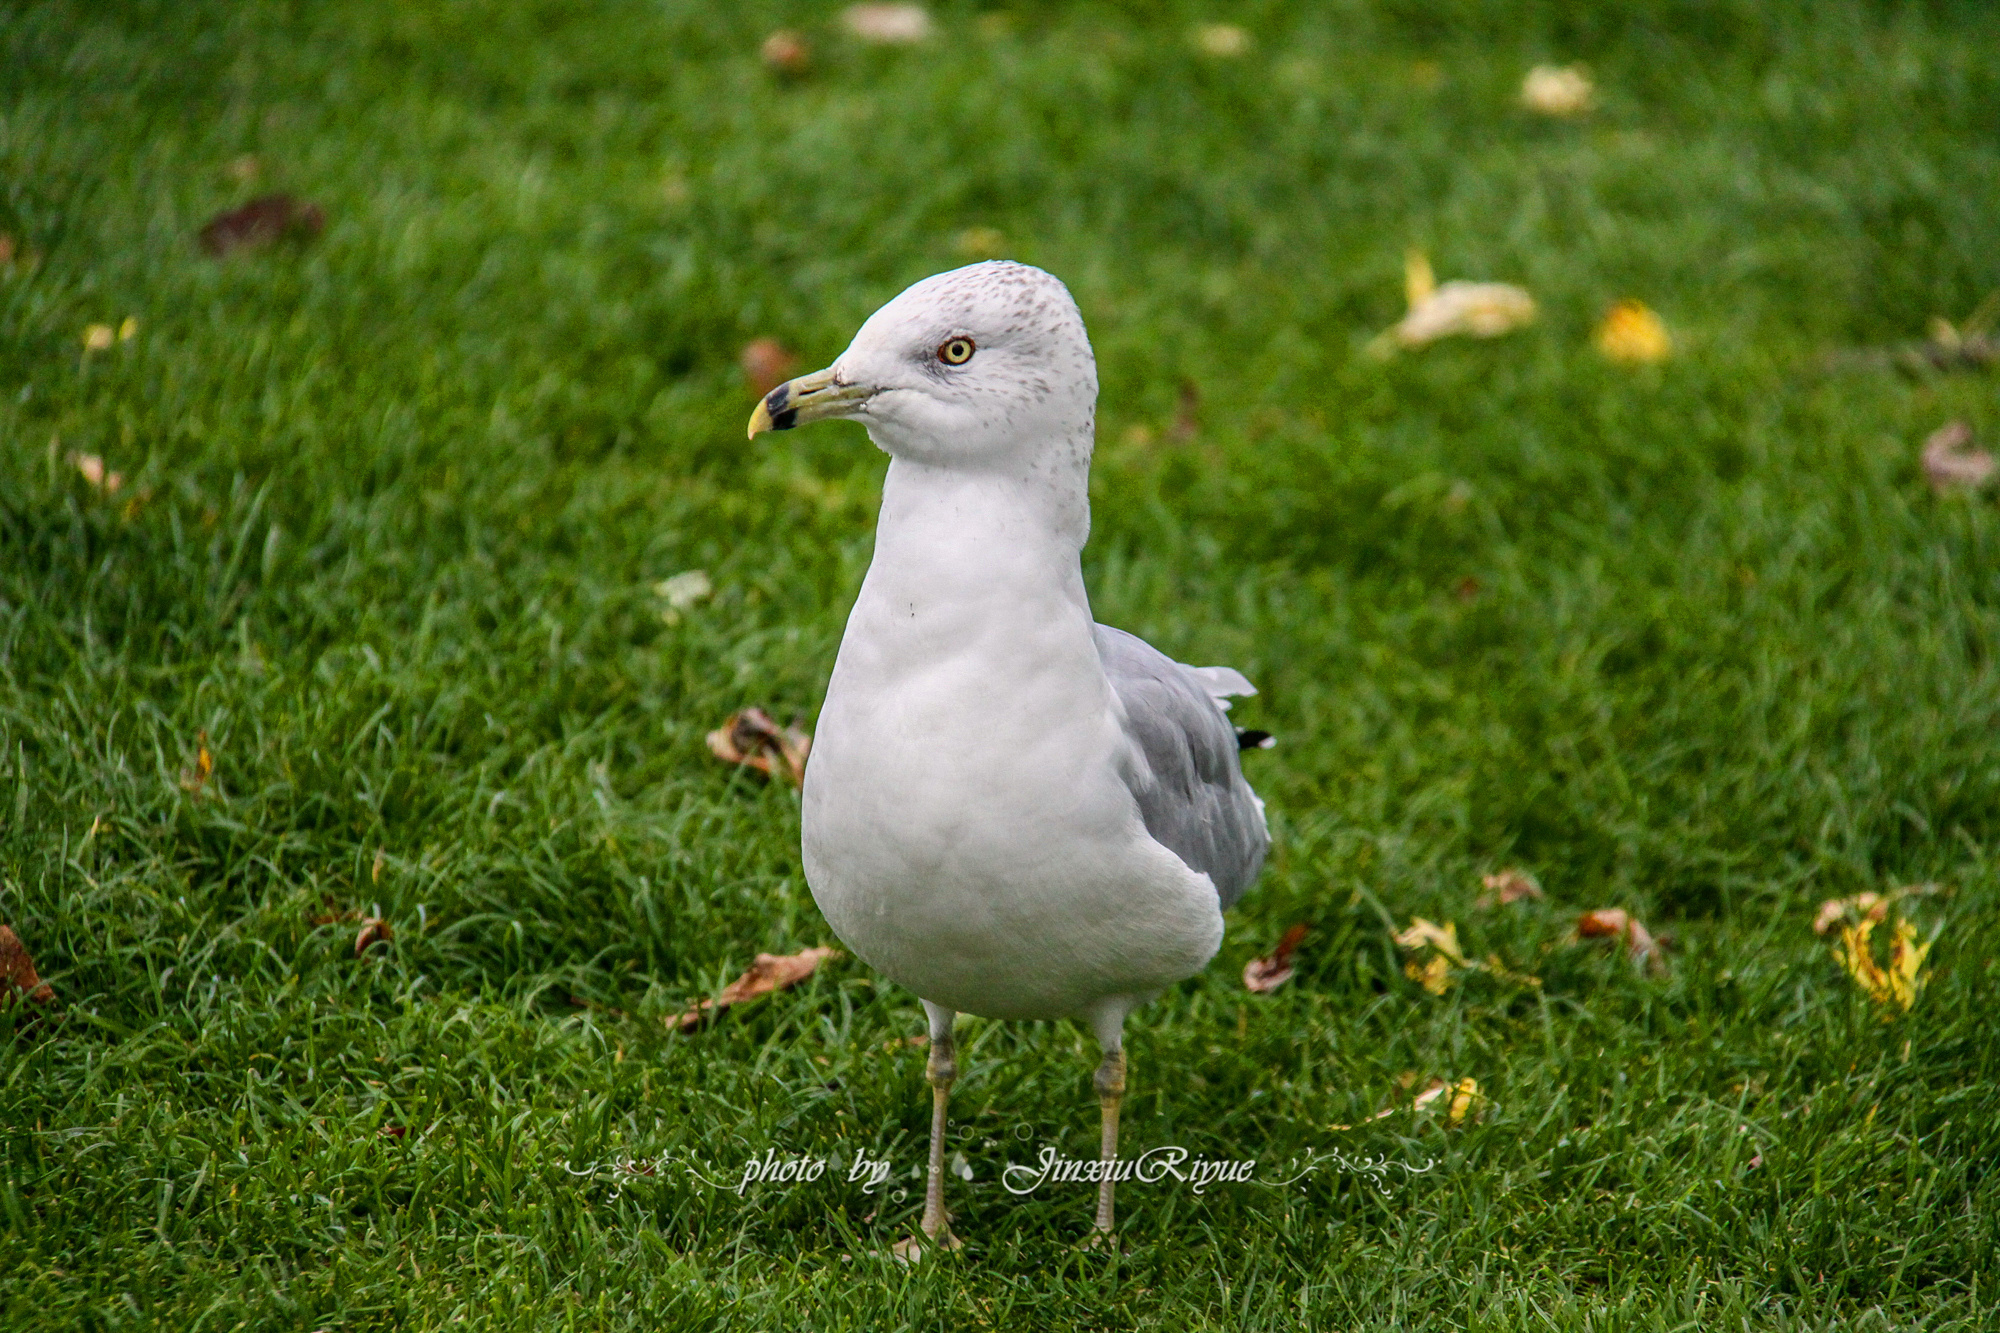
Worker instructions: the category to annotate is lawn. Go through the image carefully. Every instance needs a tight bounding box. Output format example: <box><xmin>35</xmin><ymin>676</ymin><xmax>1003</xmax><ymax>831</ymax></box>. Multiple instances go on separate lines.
<box><xmin>3</xmin><ymin>0</ymin><xmax>1999</xmax><ymax>1328</ymax></box>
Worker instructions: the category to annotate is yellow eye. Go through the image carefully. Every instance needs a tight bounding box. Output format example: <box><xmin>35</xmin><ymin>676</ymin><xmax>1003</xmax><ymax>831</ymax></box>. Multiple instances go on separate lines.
<box><xmin>938</xmin><ymin>337</ymin><xmax>976</xmax><ymax>365</ymax></box>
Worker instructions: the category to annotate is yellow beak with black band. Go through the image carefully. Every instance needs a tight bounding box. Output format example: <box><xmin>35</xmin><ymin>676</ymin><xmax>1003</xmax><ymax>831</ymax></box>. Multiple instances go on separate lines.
<box><xmin>747</xmin><ymin>366</ymin><xmax>876</xmax><ymax>439</ymax></box>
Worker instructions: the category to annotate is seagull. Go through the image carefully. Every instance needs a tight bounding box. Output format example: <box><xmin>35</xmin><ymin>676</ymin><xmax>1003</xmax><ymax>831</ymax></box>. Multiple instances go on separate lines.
<box><xmin>748</xmin><ymin>261</ymin><xmax>1268</xmax><ymax>1251</ymax></box>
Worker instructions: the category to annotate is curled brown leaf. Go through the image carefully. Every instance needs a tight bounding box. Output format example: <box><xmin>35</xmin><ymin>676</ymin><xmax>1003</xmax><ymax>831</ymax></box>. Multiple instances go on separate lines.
<box><xmin>707</xmin><ymin>708</ymin><xmax>811</xmax><ymax>785</ymax></box>
<box><xmin>0</xmin><ymin>925</ymin><xmax>55</xmax><ymax>1007</ymax></box>
<box><xmin>199</xmin><ymin>194</ymin><xmax>325</xmax><ymax>256</ymax></box>
<box><xmin>1476</xmin><ymin>867</ymin><xmax>1544</xmax><ymax>907</ymax></box>
<box><xmin>672</xmin><ymin>946</ymin><xmax>840</xmax><ymax>1032</ymax></box>
<box><xmin>1575</xmin><ymin>907</ymin><xmax>1666</xmax><ymax>973</ymax></box>
<box><xmin>1243</xmin><ymin>922</ymin><xmax>1308</xmax><ymax>993</ymax></box>
<box><xmin>354</xmin><ymin>917</ymin><xmax>392</xmax><ymax>956</ymax></box>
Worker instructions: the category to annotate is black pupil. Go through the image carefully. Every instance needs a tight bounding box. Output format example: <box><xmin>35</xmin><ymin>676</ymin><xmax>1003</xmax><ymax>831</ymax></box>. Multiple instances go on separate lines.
<box><xmin>945</xmin><ymin>340</ymin><xmax>970</xmax><ymax>362</ymax></box>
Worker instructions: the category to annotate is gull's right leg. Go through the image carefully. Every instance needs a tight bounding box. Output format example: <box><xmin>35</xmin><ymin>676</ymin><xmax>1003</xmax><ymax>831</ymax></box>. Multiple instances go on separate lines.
<box><xmin>895</xmin><ymin>1000</ymin><xmax>962</xmax><ymax>1258</ymax></box>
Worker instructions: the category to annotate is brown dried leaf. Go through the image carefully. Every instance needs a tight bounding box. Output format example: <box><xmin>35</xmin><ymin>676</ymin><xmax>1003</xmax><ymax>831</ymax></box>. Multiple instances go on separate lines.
<box><xmin>354</xmin><ymin>917</ymin><xmax>393</xmax><ymax>956</ymax></box>
<box><xmin>1575</xmin><ymin>907</ymin><xmax>1666</xmax><ymax>973</ymax></box>
<box><xmin>199</xmin><ymin>194</ymin><xmax>325</xmax><ymax>256</ymax></box>
<box><xmin>740</xmin><ymin>338</ymin><xmax>798</xmax><ymax>397</ymax></box>
<box><xmin>1921</xmin><ymin>420</ymin><xmax>1995</xmax><ymax>494</ymax></box>
<box><xmin>1476</xmin><ymin>867</ymin><xmax>1544</xmax><ymax>908</ymax></box>
<box><xmin>1243</xmin><ymin>922</ymin><xmax>1308</xmax><ymax>993</ymax></box>
<box><xmin>672</xmin><ymin>946</ymin><xmax>840</xmax><ymax>1031</ymax></box>
<box><xmin>706</xmin><ymin>707</ymin><xmax>811</xmax><ymax>785</ymax></box>
<box><xmin>0</xmin><ymin>925</ymin><xmax>55</xmax><ymax>1007</ymax></box>
<box><xmin>759</xmin><ymin>29</ymin><xmax>812</xmax><ymax>77</ymax></box>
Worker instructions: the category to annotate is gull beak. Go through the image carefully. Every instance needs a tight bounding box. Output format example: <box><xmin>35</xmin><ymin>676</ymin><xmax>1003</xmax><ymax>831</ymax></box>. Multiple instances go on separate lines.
<box><xmin>747</xmin><ymin>366</ymin><xmax>876</xmax><ymax>439</ymax></box>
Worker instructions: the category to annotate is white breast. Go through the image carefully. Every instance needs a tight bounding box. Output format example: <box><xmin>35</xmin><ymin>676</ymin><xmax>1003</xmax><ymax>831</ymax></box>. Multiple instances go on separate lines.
<box><xmin>800</xmin><ymin>492</ymin><xmax>1222</xmax><ymax>1020</ymax></box>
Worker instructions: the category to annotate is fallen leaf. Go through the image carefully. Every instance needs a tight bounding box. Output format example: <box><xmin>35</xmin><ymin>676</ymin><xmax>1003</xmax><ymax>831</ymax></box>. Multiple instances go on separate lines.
<box><xmin>0</xmin><ymin>234</ymin><xmax>14</xmax><ymax>266</ymax></box>
<box><xmin>379</xmin><ymin>1124</ymin><xmax>406</xmax><ymax>1139</ymax></box>
<box><xmin>672</xmin><ymin>947</ymin><xmax>841</xmax><ymax>1031</ymax></box>
<box><xmin>1521</xmin><ymin>64</ymin><xmax>1594</xmax><ymax>116</ymax></box>
<box><xmin>760</xmin><ymin>29</ymin><xmax>812</xmax><ymax>76</ymax></box>
<box><xmin>0</xmin><ymin>925</ymin><xmax>56</xmax><ymax>1007</ymax></box>
<box><xmin>1921</xmin><ymin>420</ymin><xmax>1995</xmax><ymax>494</ymax></box>
<box><xmin>1333</xmin><ymin>1073</ymin><xmax>1483</xmax><ymax>1129</ymax></box>
<box><xmin>1393</xmin><ymin>917</ymin><xmax>1467</xmax><ymax>965</ymax></box>
<box><xmin>1446</xmin><ymin>1076</ymin><xmax>1480</xmax><ymax>1127</ymax></box>
<box><xmin>226</xmin><ymin>154</ymin><xmax>262</xmax><ymax>182</ymax></box>
<box><xmin>82</xmin><ymin>324</ymin><xmax>115</xmax><ymax>352</ymax></box>
<box><xmin>354</xmin><ymin>918</ymin><xmax>392</xmax><ymax>956</ymax></box>
<box><xmin>179</xmin><ymin>731</ymin><xmax>214</xmax><ymax>795</ymax></box>
<box><xmin>740</xmin><ymin>338</ymin><xmax>797</xmax><ymax>397</ymax></box>
<box><xmin>1595</xmin><ymin>300</ymin><xmax>1671</xmax><ymax>364</ymax></box>
<box><xmin>1813</xmin><ymin>891</ymin><xmax>1888</xmax><ymax>937</ymax></box>
<box><xmin>1575</xmin><ymin>907</ymin><xmax>1666</xmax><ymax>973</ymax></box>
<box><xmin>1452</xmin><ymin>575</ymin><xmax>1482</xmax><ymax>603</ymax></box>
<box><xmin>1477</xmin><ymin>867</ymin><xmax>1544</xmax><ymax>907</ymax></box>
<box><xmin>1395</xmin><ymin>917</ymin><xmax>1467</xmax><ymax>994</ymax></box>
<box><xmin>844</xmin><ymin>4</ymin><xmax>932</xmax><ymax>44</ymax></box>
<box><xmin>1406</xmin><ymin>954</ymin><xmax>1453</xmax><ymax>995</ymax></box>
<box><xmin>1832</xmin><ymin>916</ymin><xmax>1931</xmax><ymax>1013</ymax></box>
<box><xmin>118</xmin><ymin>316</ymin><xmax>138</xmax><ymax>342</ymax></box>
<box><xmin>199</xmin><ymin>194</ymin><xmax>325</xmax><ymax>256</ymax></box>
<box><xmin>1374</xmin><ymin>251</ymin><xmax>1535</xmax><ymax>353</ymax></box>
<box><xmin>1243</xmin><ymin>922</ymin><xmax>1308</xmax><ymax>993</ymax></box>
<box><xmin>654</xmin><ymin>569</ymin><xmax>713</xmax><ymax>622</ymax></box>
<box><xmin>69</xmin><ymin>452</ymin><xmax>124</xmax><ymax>494</ymax></box>
<box><xmin>707</xmin><ymin>707</ymin><xmax>811</xmax><ymax>785</ymax></box>
<box><xmin>955</xmin><ymin>226</ymin><xmax>1006</xmax><ymax>260</ymax></box>
<box><xmin>1192</xmin><ymin>24</ymin><xmax>1251</xmax><ymax>57</ymax></box>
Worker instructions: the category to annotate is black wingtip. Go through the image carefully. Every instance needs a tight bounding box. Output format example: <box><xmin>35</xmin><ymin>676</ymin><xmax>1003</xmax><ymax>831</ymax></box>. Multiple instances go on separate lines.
<box><xmin>1236</xmin><ymin>728</ymin><xmax>1275</xmax><ymax>751</ymax></box>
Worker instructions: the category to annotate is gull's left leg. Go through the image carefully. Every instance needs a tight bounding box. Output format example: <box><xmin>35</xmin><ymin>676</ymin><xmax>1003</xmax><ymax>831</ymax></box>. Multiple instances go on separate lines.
<box><xmin>1084</xmin><ymin>996</ymin><xmax>1139</xmax><ymax>1239</ymax></box>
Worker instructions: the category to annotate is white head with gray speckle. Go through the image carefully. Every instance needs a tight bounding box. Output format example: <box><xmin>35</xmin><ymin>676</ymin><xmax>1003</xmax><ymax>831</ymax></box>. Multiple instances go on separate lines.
<box><xmin>749</xmin><ymin>262</ymin><xmax>1098</xmax><ymax>472</ymax></box>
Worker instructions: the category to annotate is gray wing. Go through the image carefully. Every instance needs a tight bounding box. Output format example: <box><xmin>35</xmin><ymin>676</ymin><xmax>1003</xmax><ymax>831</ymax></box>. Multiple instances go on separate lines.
<box><xmin>1094</xmin><ymin>624</ymin><xmax>1269</xmax><ymax>909</ymax></box>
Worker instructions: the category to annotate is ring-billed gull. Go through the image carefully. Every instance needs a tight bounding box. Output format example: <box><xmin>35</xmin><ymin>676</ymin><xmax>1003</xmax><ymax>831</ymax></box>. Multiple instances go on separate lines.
<box><xmin>748</xmin><ymin>261</ymin><xmax>1268</xmax><ymax>1250</ymax></box>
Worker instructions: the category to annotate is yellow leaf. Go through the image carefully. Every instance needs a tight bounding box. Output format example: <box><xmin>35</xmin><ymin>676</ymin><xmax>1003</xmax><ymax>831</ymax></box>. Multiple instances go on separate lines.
<box><xmin>1393</xmin><ymin>917</ymin><xmax>1467</xmax><ymax>965</ymax></box>
<box><xmin>1595</xmin><ymin>300</ymin><xmax>1671</xmax><ymax>364</ymax></box>
<box><xmin>1404</xmin><ymin>954</ymin><xmax>1454</xmax><ymax>995</ymax></box>
<box><xmin>1404</xmin><ymin>249</ymin><xmax>1435</xmax><ymax>306</ymax></box>
<box><xmin>1834</xmin><ymin>917</ymin><xmax>1931</xmax><ymax>1013</ymax></box>
<box><xmin>82</xmin><ymin>323</ymin><xmax>115</xmax><ymax>352</ymax></box>
<box><xmin>1446</xmin><ymin>1077</ymin><xmax>1479</xmax><ymax>1127</ymax></box>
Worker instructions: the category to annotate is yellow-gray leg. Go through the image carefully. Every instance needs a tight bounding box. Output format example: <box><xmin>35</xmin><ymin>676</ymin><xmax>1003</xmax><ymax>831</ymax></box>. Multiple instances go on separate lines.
<box><xmin>919</xmin><ymin>1026</ymin><xmax>958</xmax><ymax>1244</ymax></box>
<box><xmin>893</xmin><ymin>1001</ymin><xmax>961</xmax><ymax>1260</ymax></box>
<box><xmin>1092</xmin><ymin>1047</ymin><xmax>1127</xmax><ymax>1234</ymax></box>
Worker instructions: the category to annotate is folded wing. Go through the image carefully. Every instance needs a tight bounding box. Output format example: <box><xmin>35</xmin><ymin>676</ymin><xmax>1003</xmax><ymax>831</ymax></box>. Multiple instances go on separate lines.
<box><xmin>1094</xmin><ymin>624</ymin><xmax>1269</xmax><ymax>909</ymax></box>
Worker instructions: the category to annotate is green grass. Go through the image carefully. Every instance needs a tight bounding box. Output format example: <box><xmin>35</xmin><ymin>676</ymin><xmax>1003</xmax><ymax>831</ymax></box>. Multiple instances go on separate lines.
<box><xmin>4</xmin><ymin>0</ymin><xmax>2000</xmax><ymax>1327</ymax></box>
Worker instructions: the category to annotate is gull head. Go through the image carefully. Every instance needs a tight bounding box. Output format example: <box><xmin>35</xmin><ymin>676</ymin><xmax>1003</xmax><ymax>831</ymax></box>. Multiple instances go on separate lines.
<box><xmin>749</xmin><ymin>261</ymin><xmax>1097</xmax><ymax>468</ymax></box>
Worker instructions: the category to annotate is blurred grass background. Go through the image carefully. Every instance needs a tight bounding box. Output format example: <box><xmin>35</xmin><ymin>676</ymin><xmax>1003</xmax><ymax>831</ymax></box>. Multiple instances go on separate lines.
<box><xmin>3</xmin><ymin>1</ymin><xmax>1998</xmax><ymax>1328</ymax></box>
